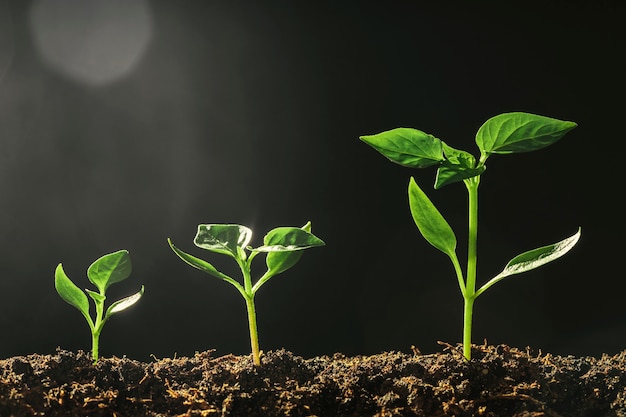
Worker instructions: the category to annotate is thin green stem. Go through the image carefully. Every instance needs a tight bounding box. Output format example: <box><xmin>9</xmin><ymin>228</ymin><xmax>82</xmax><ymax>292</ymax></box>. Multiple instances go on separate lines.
<box><xmin>463</xmin><ymin>297</ymin><xmax>474</xmax><ymax>360</ymax></box>
<box><xmin>462</xmin><ymin>176</ymin><xmax>480</xmax><ymax>360</ymax></box>
<box><xmin>91</xmin><ymin>289</ymin><xmax>107</xmax><ymax>364</ymax></box>
<box><xmin>239</xmin><ymin>256</ymin><xmax>261</xmax><ymax>365</ymax></box>
<box><xmin>245</xmin><ymin>296</ymin><xmax>261</xmax><ymax>366</ymax></box>
<box><xmin>91</xmin><ymin>331</ymin><xmax>100</xmax><ymax>363</ymax></box>
<box><xmin>465</xmin><ymin>176</ymin><xmax>480</xmax><ymax>295</ymax></box>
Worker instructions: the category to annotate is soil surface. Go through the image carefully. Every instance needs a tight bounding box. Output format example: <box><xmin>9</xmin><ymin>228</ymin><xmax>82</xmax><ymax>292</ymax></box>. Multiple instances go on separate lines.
<box><xmin>1</xmin><ymin>343</ymin><xmax>625</xmax><ymax>417</ymax></box>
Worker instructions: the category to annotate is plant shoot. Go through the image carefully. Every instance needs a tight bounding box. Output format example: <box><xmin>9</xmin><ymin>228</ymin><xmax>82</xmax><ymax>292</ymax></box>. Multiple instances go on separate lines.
<box><xmin>168</xmin><ymin>221</ymin><xmax>324</xmax><ymax>366</ymax></box>
<box><xmin>54</xmin><ymin>250</ymin><xmax>144</xmax><ymax>363</ymax></box>
<box><xmin>360</xmin><ymin>112</ymin><xmax>580</xmax><ymax>360</ymax></box>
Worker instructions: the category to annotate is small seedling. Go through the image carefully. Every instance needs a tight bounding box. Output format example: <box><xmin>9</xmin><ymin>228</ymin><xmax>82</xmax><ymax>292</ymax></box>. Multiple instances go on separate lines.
<box><xmin>168</xmin><ymin>221</ymin><xmax>324</xmax><ymax>366</ymax></box>
<box><xmin>360</xmin><ymin>112</ymin><xmax>581</xmax><ymax>360</ymax></box>
<box><xmin>54</xmin><ymin>250</ymin><xmax>144</xmax><ymax>363</ymax></box>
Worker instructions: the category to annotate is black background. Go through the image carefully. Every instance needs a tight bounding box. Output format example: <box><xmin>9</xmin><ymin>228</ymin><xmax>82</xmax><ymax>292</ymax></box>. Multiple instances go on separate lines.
<box><xmin>1</xmin><ymin>0</ymin><xmax>624</xmax><ymax>361</ymax></box>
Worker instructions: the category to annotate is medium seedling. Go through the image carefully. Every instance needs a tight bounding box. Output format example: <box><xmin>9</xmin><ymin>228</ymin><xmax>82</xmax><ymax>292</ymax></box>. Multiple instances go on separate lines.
<box><xmin>360</xmin><ymin>112</ymin><xmax>581</xmax><ymax>360</ymax></box>
<box><xmin>54</xmin><ymin>250</ymin><xmax>144</xmax><ymax>363</ymax></box>
<box><xmin>168</xmin><ymin>221</ymin><xmax>324</xmax><ymax>365</ymax></box>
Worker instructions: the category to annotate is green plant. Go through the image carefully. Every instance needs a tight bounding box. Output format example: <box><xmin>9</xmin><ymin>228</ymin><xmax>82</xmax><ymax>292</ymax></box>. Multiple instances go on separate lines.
<box><xmin>168</xmin><ymin>221</ymin><xmax>324</xmax><ymax>365</ymax></box>
<box><xmin>54</xmin><ymin>250</ymin><xmax>144</xmax><ymax>363</ymax></box>
<box><xmin>360</xmin><ymin>112</ymin><xmax>581</xmax><ymax>360</ymax></box>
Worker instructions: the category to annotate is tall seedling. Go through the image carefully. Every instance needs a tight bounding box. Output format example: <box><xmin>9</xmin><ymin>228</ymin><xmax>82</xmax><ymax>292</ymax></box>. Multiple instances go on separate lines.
<box><xmin>360</xmin><ymin>112</ymin><xmax>580</xmax><ymax>360</ymax></box>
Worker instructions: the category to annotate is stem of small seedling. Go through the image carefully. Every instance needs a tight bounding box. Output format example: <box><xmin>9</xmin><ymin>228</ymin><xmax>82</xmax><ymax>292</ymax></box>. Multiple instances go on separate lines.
<box><xmin>91</xmin><ymin>331</ymin><xmax>101</xmax><ymax>363</ymax></box>
<box><xmin>92</xmin><ymin>294</ymin><xmax>105</xmax><ymax>363</ymax></box>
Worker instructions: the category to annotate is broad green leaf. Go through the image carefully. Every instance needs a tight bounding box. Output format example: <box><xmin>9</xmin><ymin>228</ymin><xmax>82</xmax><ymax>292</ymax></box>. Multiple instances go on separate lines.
<box><xmin>408</xmin><ymin>177</ymin><xmax>457</xmax><ymax>259</ymax></box>
<box><xmin>360</xmin><ymin>128</ymin><xmax>445</xmax><ymax>168</ymax></box>
<box><xmin>262</xmin><ymin>223</ymin><xmax>323</xmax><ymax>277</ymax></box>
<box><xmin>475</xmin><ymin>228</ymin><xmax>581</xmax><ymax>298</ymax></box>
<box><xmin>194</xmin><ymin>224</ymin><xmax>252</xmax><ymax>259</ymax></box>
<box><xmin>435</xmin><ymin>143</ymin><xmax>486</xmax><ymax>189</ymax></box>
<box><xmin>87</xmin><ymin>250</ymin><xmax>132</xmax><ymax>293</ymax></box>
<box><xmin>105</xmin><ymin>285</ymin><xmax>145</xmax><ymax>318</ymax></box>
<box><xmin>55</xmin><ymin>264</ymin><xmax>91</xmax><ymax>322</ymax></box>
<box><xmin>476</xmin><ymin>112</ymin><xmax>577</xmax><ymax>156</ymax></box>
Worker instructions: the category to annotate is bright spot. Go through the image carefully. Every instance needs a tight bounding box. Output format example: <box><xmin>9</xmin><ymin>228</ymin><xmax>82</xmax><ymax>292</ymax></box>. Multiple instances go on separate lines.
<box><xmin>29</xmin><ymin>0</ymin><xmax>153</xmax><ymax>87</ymax></box>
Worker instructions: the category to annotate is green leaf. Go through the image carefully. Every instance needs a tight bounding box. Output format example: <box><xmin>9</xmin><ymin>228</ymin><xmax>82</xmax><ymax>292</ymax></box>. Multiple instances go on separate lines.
<box><xmin>475</xmin><ymin>228</ymin><xmax>581</xmax><ymax>298</ymax></box>
<box><xmin>265</xmin><ymin>251</ymin><xmax>303</xmax><ymax>278</ymax></box>
<box><xmin>434</xmin><ymin>143</ymin><xmax>486</xmax><ymax>189</ymax></box>
<box><xmin>251</xmin><ymin>223</ymin><xmax>324</xmax><ymax>294</ymax></box>
<box><xmin>168</xmin><ymin>238</ymin><xmax>234</xmax><ymax>282</ymax></box>
<box><xmin>476</xmin><ymin>112</ymin><xmax>577</xmax><ymax>156</ymax></box>
<box><xmin>87</xmin><ymin>250</ymin><xmax>132</xmax><ymax>293</ymax></box>
<box><xmin>168</xmin><ymin>238</ymin><xmax>247</xmax><ymax>297</ymax></box>
<box><xmin>105</xmin><ymin>285</ymin><xmax>145</xmax><ymax>319</ymax></box>
<box><xmin>86</xmin><ymin>289</ymin><xmax>105</xmax><ymax>304</ymax></box>
<box><xmin>55</xmin><ymin>264</ymin><xmax>91</xmax><ymax>322</ymax></box>
<box><xmin>194</xmin><ymin>224</ymin><xmax>252</xmax><ymax>259</ymax></box>
<box><xmin>262</xmin><ymin>223</ymin><xmax>323</xmax><ymax>276</ymax></box>
<box><xmin>256</xmin><ymin>226</ymin><xmax>325</xmax><ymax>252</ymax></box>
<box><xmin>408</xmin><ymin>177</ymin><xmax>457</xmax><ymax>259</ymax></box>
<box><xmin>360</xmin><ymin>128</ymin><xmax>445</xmax><ymax>168</ymax></box>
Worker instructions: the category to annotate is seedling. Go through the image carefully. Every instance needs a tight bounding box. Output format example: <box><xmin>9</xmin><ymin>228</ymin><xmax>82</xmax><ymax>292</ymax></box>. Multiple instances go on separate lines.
<box><xmin>54</xmin><ymin>250</ymin><xmax>144</xmax><ymax>363</ymax></box>
<box><xmin>360</xmin><ymin>112</ymin><xmax>581</xmax><ymax>360</ymax></box>
<box><xmin>168</xmin><ymin>221</ymin><xmax>324</xmax><ymax>365</ymax></box>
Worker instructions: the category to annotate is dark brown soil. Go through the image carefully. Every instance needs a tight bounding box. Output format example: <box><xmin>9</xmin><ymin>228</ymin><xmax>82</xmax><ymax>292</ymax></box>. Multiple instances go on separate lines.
<box><xmin>1</xmin><ymin>343</ymin><xmax>625</xmax><ymax>417</ymax></box>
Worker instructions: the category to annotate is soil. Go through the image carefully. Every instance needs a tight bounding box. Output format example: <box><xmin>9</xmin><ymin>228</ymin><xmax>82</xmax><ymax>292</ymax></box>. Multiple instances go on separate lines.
<box><xmin>1</xmin><ymin>343</ymin><xmax>625</xmax><ymax>417</ymax></box>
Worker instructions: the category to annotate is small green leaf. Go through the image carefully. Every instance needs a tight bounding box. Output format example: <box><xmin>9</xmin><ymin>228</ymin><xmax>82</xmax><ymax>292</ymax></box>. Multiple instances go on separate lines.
<box><xmin>263</xmin><ymin>223</ymin><xmax>323</xmax><ymax>275</ymax></box>
<box><xmin>87</xmin><ymin>250</ymin><xmax>132</xmax><ymax>293</ymax></box>
<box><xmin>434</xmin><ymin>143</ymin><xmax>486</xmax><ymax>189</ymax></box>
<box><xmin>475</xmin><ymin>228</ymin><xmax>581</xmax><ymax>298</ymax></box>
<box><xmin>194</xmin><ymin>224</ymin><xmax>252</xmax><ymax>259</ymax></box>
<box><xmin>256</xmin><ymin>226</ymin><xmax>325</xmax><ymax>252</ymax></box>
<box><xmin>105</xmin><ymin>285</ymin><xmax>145</xmax><ymax>319</ymax></box>
<box><xmin>168</xmin><ymin>238</ymin><xmax>234</xmax><ymax>281</ymax></box>
<box><xmin>266</xmin><ymin>251</ymin><xmax>303</xmax><ymax>277</ymax></box>
<box><xmin>360</xmin><ymin>128</ymin><xmax>445</xmax><ymax>168</ymax></box>
<box><xmin>408</xmin><ymin>177</ymin><xmax>457</xmax><ymax>259</ymax></box>
<box><xmin>476</xmin><ymin>112</ymin><xmax>577</xmax><ymax>156</ymax></box>
<box><xmin>55</xmin><ymin>264</ymin><xmax>91</xmax><ymax>322</ymax></box>
<box><xmin>168</xmin><ymin>238</ymin><xmax>247</xmax><ymax>297</ymax></box>
<box><xmin>251</xmin><ymin>223</ymin><xmax>324</xmax><ymax>293</ymax></box>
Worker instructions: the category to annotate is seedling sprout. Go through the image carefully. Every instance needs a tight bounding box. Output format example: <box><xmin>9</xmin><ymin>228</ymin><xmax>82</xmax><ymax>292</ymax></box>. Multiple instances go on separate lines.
<box><xmin>360</xmin><ymin>112</ymin><xmax>581</xmax><ymax>360</ymax></box>
<box><xmin>168</xmin><ymin>221</ymin><xmax>324</xmax><ymax>365</ymax></box>
<box><xmin>54</xmin><ymin>250</ymin><xmax>144</xmax><ymax>363</ymax></box>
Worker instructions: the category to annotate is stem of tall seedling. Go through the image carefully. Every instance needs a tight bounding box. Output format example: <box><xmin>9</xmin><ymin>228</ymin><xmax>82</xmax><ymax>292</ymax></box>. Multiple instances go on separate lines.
<box><xmin>463</xmin><ymin>175</ymin><xmax>480</xmax><ymax>360</ymax></box>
